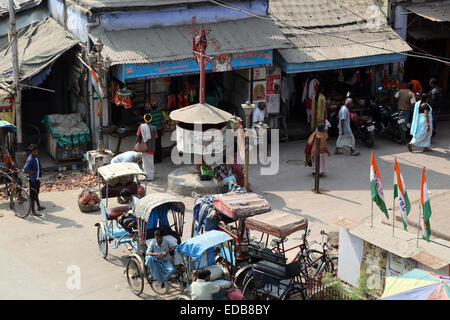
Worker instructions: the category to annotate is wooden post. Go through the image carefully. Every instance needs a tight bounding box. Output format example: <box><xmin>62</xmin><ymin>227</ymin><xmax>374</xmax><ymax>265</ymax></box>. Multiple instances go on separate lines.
<box><xmin>244</xmin><ymin>114</ymin><xmax>250</xmax><ymax>191</ymax></box>
<box><xmin>8</xmin><ymin>0</ymin><xmax>23</xmax><ymax>151</ymax></box>
<box><xmin>314</xmin><ymin>136</ymin><xmax>321</xmax><ymax>193</ymax></box>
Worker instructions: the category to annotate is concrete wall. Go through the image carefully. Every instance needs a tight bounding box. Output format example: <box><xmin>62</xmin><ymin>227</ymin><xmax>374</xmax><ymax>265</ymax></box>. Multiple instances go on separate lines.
<box><xmin>337</xmin><ymin>227</ymin><xmax>364</xmax><ymax>287</ymax></box>
<box><xmin>48</xmin><ymin>0</ymin><xmax>89</xmax><ymax>42</ymax></box>
<box><xmin>417</xmin><ymin>263</ymin><xmax>450</xmax><ymax>277</ymax></box>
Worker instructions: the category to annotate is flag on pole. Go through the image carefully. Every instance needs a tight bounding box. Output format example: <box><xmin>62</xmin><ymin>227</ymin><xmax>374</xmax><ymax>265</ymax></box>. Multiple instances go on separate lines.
<box><xmin>419</xmin><ymin>167</ymin><xmax>432</xmax><ymax>242</ymax></box>
<box><xmin>393</xmin><ymin>158</ymin><xmax>411</xmax><ymax>230</ymax></box>
<box><xmin>370</xmin><ymin>152</ymin><xmax>389</xmax><ymax>219</ymax></box>
<box><xmin>89</xmin><ymin>65</ymin><xmax>104</xmax><ymax>100</ymax></box>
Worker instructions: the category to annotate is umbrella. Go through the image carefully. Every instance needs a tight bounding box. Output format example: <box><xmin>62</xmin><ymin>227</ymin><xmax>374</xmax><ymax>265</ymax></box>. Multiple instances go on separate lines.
<box><xmin>169</xmin><ymin>103</ymin><xmax>234</xmax><ymax>124</ymax></box>
<box><xmin>0</xmin><ymin>120</ymin><xmax>17</xmax><ymax>133</ymax></box>
<box><xmin>380</xmin><ymin>269</ymin><xmax>450</xmax><ymax>300</ymax></box>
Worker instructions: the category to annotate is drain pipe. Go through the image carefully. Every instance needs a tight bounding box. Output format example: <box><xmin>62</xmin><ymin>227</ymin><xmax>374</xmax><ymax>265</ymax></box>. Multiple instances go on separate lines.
<box><xmin>86</xmin><ymin>15</ymin><xmax>100</xmax><ymax>147</ymax></box>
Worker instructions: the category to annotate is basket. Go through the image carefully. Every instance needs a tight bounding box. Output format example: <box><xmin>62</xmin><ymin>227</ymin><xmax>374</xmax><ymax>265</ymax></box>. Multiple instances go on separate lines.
<box><xmin>78</xmin><ymin>202</ymin><xmax>100</xmax><ymax>212</ymax></box>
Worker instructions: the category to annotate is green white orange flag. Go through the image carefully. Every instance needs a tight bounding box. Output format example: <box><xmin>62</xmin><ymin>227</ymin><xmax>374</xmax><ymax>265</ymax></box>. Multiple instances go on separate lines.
<box><xmin>420</xmin><ymin>167</ymin><xmax>432</xmax><ymax>242</ymax></box>
<box><xmin>89</xmin><ymin>65</ymin><xmax>104</xmax><ymax>100</ymax></box>
<box><xmin>370</xmin><ymin>152</ymin><xmax>389</xmax><ymax>219</ymax></box>
<box><xmin>393</xmin><ymin>158</ymin><xmax>411</xmax><ymax>230</ymax></box>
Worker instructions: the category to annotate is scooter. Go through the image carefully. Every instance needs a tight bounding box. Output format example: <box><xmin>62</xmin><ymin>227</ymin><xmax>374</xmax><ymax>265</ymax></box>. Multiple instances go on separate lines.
<box><xmin>368</xmin><ymin>101</ymin><xmax>408</xmax><ymax>144</ymax></box>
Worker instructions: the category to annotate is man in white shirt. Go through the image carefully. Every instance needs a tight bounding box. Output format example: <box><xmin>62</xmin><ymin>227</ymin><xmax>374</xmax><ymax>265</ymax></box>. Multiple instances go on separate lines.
<box><xmin>190</xmin><ymin>269</ymin><xmax>232</xmax><ymax>300</ymax></box>
<box><xmin>252</xmin><ymin>102</ymin><xmax>266</xmax><ymax>127</ymax></box>
<box><xmin>145</xmin><ymin>229</ymin><xmax>177</xmax><ymax>286</ymax></box>
<box><xmin>110</xmin><ymin>151</ymin><xmax>142</xmax><ymax>164</ymax></box>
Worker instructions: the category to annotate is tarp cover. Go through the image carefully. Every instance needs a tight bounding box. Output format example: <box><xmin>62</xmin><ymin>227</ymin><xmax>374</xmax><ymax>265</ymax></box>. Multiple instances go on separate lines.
<box><xmin>97</xmin><ymin>162</ymin><xmax>146</xmax><ymax>183</ymax></box>
<box><xmin>213</xmin><ymin>193</ymin><xmax>271</xmax><ymax>219</ymax></box>
<box><xmin>0</xmin><ymin>17</ymin><xmax>79</xmax><ymax>83</ymax></box>
<box><xmin>176</xmin><ymin>230</ymin><xmax>232</xmax><ymax>263</ymax></box>
<box><xmin>42</xmin><ymin>113</ymin><xmax>91</xmax><ymax>147</ymax></box>
<box><xmin>246</xmin><ymin>210</ymin><xmax>308</xmax><ymax>238</ymax></box>
<box><xmin>134</xmin><ymin>193</ymin><xmax>184</xmax><ymax>221</ymax></box>
<box><xmin>170</xmin><ymin>103</ymin><xmax>234</xmax><ymax>124</ymax></box>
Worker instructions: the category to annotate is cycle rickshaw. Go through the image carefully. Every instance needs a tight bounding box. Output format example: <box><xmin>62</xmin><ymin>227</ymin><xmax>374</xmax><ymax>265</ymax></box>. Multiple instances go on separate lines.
<box><xmin>124</xmin><ymin>193</ymin><xmax>186</xmax><ymax>296</ymax></box>
<box><xmin>175</xmin><ymin>230</ymin><xmax>241</xmax><ymax>300</ymax></box>
<box><xmin>191</xmin><ymin>192</ymin><xmax>271</xmax><ymax>286</ymax></box>
<box><xmin>95</xmin><ymin>162</ymin><xmax>147</xmax><ymax>259</ymax></box>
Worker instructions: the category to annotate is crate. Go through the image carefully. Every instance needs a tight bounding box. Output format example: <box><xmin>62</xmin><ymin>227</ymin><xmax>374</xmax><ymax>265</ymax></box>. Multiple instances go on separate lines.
<box><xmin>87</xmin><ymin>149</ymin><xmax>114</xmax><ymax>174</ymax></box>
<box><xmin>47</xmin><ymin>133</ymin><xmax>87</xmax><ymax>162</ymax></box>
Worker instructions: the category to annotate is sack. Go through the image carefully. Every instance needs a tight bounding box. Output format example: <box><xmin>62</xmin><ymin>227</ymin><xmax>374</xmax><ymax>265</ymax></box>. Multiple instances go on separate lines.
<box><xmin>227</xmin><ymin>289</ymin><xmax>244</xmax><ymax>300</ymax></box>
<box><xmin>134</xmin><ymin>136</ymin><xmax>147</xmax><ymax>152</ymax></box>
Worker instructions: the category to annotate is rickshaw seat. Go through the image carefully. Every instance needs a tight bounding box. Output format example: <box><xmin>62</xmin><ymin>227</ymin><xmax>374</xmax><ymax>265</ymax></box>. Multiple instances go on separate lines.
<box><xmin>106</xmin><ymin>206</ymin><xmax>129</xmax><ymax>220</ymax></box>
<box><xmin>252</xmin><ymin>260</ymin><xmax>287</xmax><ymax>279</ymax></box>
<box><xmin>101</xmin><ymin>182</ymin><xmax>138</xmax><ymax>198</ymax></box>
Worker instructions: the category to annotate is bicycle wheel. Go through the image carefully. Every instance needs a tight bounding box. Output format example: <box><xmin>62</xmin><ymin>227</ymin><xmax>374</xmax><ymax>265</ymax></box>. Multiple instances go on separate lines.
<box><xmin>96</xmin><ymin>224</ymin><xmax>108</xmax><ymax>259</ymax></box>
<box><xmin>281</xmin><ymin>285</ymin><xmax>307</xmax><ymax>300</ymax></box>
<box><xmin>10</xmin><ymin>186</ymin><xmax>31</xmax><ymax>219</ymax></box>
<box><xmin>324</xmin><ymin>256</ymin><xmax>338</xmax><ymax>275</ymax></box>
<box><xmin>302</xmin><ymin>249</ymin><xmax>324</xmax><ymax>278</ymax></box>
<box><xmin>242</xmin><ymin>277</ymin><xmax>266</xmax><ymax>300</ymax></box>
<box><xmin>126</xmin><ymin>257</ymin><xmax>144</xmax><ymax>296</ymax></box>
<box><xmin>22</xmin><ymin>124</ymin><xmax>41</xmax><ymax>147</ymax></box>
<box><xmin>314</xmin><ymin>256</ymin><xmax>337</xmax><ymax>278</ymax></box>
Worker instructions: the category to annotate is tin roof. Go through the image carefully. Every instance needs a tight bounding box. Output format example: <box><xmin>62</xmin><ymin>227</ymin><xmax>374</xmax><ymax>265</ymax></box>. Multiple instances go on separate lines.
<box><xmin>91</xmin><ymin>17</ymin><xmax>290</xmax><ymax>66</ymax></box>
<box><xmin>406</xmin><ymin>0</ymin><xmax>450</xmax><ymax>22</ymax></box>
<box><xmin>0</xmin><ymin>0</ymin><xmax>42</xmax><ymax>17</ymax></box>
<box><xmin>269</xmin><ymin>0</ymin><xmax>411</xmax><ymax>64</ymax></box>
<box><xmin>67</xmin><ymin>0</ymin><xmax>211</xmax><ymax>12</ymax></box>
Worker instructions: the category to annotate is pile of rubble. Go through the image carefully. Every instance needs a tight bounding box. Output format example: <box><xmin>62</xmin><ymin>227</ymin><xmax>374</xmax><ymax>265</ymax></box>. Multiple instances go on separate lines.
<box><xmin>40</xmin><ymin>173</ymin><xmax>98</xmax><ymax>193</ymax></box>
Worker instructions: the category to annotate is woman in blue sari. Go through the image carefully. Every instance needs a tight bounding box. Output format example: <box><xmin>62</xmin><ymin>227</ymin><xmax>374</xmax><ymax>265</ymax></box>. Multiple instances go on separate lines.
<box><xmin>408</xmin><ymin>93</ymin><xmax>432</xmax><ymax>152</ymax></box>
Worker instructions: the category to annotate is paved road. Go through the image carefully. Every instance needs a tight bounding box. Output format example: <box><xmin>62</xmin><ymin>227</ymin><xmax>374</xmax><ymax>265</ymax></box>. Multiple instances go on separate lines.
<box><xmin>1</xmin><ymin>121</ymin><xmax>449</xmax><ymax>299</ymax></box>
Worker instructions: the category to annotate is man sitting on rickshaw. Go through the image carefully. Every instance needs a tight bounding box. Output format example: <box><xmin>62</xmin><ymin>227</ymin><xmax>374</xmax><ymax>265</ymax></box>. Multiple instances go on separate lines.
<box><xmin>145</xmin><ymin>229</ymin><xmax>177</xmax><ymax>287</ymax></box>
<box><xmin>191</xmin><ymin>269</ymin><xmax>232</xmax><ymax>300</ymax></box>
<box><xmin>0</xmin><ymin>146</ymin><xmax>16</xmax><ymax>171</ymax></box>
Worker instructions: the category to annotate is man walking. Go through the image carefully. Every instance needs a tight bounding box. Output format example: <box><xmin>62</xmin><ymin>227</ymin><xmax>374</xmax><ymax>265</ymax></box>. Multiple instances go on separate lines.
<box><xmin>395</xmin><ymin>82</ymin><xmax>416</xmax><ymax>124</ymax></box>
<box><xmin>334</xmin><ymin>98</ymin><xmax>360</xmax><ymax>156</ymax></box>
<box><xmin>428</xmin><ymin>78</ymin><xmax>443</xmax><ymax>137</ymax></box>
<box><xmin>23</xmin><ymin>144</ymin><xmax>45</xmax><ymax>216</ymax></box>
<box><xmin>149</xmin><ymin>103</ymin><xmax>164</xmax><ymax>163</ymax></box>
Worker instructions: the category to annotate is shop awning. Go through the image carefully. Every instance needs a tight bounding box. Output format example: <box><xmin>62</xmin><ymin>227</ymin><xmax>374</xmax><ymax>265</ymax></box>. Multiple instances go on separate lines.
<box><xmin>0</xmin><ymin>17</ymin><xmax>80</xmax><ymax>84</ymax></box>
<box><xmin>269</xmin><ymin>0</ymin><xmax>411</xmax><ymax>73</ymax></box>
<box><xmin>406</xmin><ymin>0</ymin><xmax>450</xmax><ymax>22</ymax></box>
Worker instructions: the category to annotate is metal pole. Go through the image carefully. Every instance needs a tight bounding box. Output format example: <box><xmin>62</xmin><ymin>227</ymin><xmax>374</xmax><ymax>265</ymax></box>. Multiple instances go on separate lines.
<box><xmin>199</xmin><ymin>56</ymin><xmax>205</xmax><ymax>104</ymax></box>
<box><xmin>314</xmin><ymin>136</ymin><xmax>321</xmax><ymax>193</ymax></box>
<box><xmin>417</xmin><ymin>208</ymin><xmax>421</xmax><ymax>247</ymax></box>
<box><xmin>244</xmin><ymin>114</ymin><xmax>250</xmax><ymax>191</ymax></box>
<box><xmin>392</xmin><ymin>196</ymin><xmax>395</xmax><ymax>237</ymax></box>
<box><xmin>371</xmin><ymin>198</ymin><xmax>374</xmax><ymax>228</ymax></box>
<box><xmin>8</xmin><ymin>0</ymin><xmax>23</xmax><ymax>151</ymax></box>
<box><xmin>97</xmin><ymin>48</ymin><xmax>104</xmax><ymax>152</ymax></box>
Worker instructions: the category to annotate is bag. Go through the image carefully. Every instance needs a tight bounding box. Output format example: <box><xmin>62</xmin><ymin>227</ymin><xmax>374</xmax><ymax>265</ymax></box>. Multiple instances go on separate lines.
<box><xmin>227</xmin><ymin>289</ymin><xmax>243</xmax><ymax>300</ymax></box>
<box><xmin>134</xmin><ymin>136</ymin><xmax>147</xmax><ymax>152</ymax></box>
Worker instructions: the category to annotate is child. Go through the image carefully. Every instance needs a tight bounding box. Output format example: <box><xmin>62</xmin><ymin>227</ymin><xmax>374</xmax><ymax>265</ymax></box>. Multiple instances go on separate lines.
<box><xmin>305</xmin><ymin>123</ymin><xmax>331</xmax><ymax>175</ymax></box>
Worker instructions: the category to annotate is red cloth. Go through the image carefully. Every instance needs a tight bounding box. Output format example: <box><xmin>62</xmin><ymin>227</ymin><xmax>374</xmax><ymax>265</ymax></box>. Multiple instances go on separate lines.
<box><xmin>136</xmin><ymin>125</ymin><xmax>158</xmax><ymax>154</ymax></box>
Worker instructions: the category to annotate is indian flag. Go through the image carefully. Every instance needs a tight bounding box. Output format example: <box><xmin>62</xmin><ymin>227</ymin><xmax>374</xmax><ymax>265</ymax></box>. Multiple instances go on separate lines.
<box><xmin>393</xmin><ymin>158</ymin><xmax>411</xmax><ymax>230</ymax></box>
<box><xmin>370</xmin><ymin>152</ymin><xmax>389</xmax><ymax>219</ymax></box>
<box><xmin>89</xmin><ymin>65</ymin><xmax>104</xmax><ymax>100</ymax></box>
<box><xmin>420</xmin><ymin>167</ymin><xmax>432</xmax><ymax>242</ymax></box>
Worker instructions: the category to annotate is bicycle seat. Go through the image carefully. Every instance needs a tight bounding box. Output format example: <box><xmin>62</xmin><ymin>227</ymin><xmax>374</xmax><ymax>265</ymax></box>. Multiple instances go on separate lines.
<box><xmin>252</xmin><ymin>260</ymin><xmax>287</xmax><ymax>279</ymax></box>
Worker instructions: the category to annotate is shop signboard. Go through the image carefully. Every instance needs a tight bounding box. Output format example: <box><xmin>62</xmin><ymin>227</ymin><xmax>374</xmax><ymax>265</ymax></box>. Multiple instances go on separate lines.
<box><xmin>360</xmin><ymin>241</ymin><xmax>387</xmax><ymax>297</ymax></box>
<box><xmin>113</xmin><ymin>50</ymin><xmax>273</xmax><ymax>81</ymax></box>
<box><xmin>266</xmin><ymin>73</ymin><xmax>281</xmax><ymax>114</ymax></box>
<box><xmin>252</xmin><ymin>80</ymin><xmax>266</xmax><ymax>109</ymax></box>
<box><xmin>0</xmin><ymin>95</ymin><xmax>14</xmax><ymax>123</ymax></box>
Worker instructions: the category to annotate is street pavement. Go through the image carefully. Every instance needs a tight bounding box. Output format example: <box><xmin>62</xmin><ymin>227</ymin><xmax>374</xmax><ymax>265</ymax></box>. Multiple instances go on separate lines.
<box><xmin>1</xmin><ymin>120</ymin><xmax>449</xmax><ymax>299</ymax></box>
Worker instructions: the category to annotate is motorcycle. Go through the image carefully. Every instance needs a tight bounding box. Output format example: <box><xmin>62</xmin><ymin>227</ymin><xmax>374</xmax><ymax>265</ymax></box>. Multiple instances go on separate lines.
<box><xmin>328</xmin><ymin>104</ymin><xmax>375</xmax><ymax>148</ymax></box>
<box><xmin>368</xmin><ymin>101</ymin><xmax>408</xmax><ymax>144</ymax></box>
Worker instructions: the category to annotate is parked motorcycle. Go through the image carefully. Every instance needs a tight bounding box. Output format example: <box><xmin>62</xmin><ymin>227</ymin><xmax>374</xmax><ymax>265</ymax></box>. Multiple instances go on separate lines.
<box><xmin>328</xmin><ymin>105</ymin><xmax>375</xmax><ymax>148</ymax></box>
<box><xmin>368</xmin><ymin>101</ymin><xmax>408</xmax><ymax>144</ymax></box>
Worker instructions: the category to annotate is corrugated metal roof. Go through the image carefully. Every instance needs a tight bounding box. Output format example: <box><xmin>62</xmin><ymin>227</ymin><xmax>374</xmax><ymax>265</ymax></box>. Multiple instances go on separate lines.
<box><xmin>269</xmin><ymin>0</ymin><xmax>411</xmax><ymax>64</ymax></box>
<box><xmin>0</xmin><ymin>0</ymin><xmax>42</xmax><ymax>17</ymax></box>
<box><xmin>92</xmin><ymin>17</ymin><xmax>290</xmax><ymax>66</ymax></box>
<box><xmin>69</xmin><ymin>0</ymin><xmax>210</xmax><ymax>11</ymax></box>
<box><xmin>406</xmin><ymin>0</ymin><xmax>450</xmax><ymax>22</ymax></box>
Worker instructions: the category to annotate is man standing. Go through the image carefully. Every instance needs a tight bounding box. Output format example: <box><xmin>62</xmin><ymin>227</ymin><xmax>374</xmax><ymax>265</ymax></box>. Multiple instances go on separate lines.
<box><xmin>149</xmin><ymin>103</ymin><xmax>164</xmax><ymax>163</ymax></box>
<box><xmin>23</xmin><ymin>144</ymin><xmax>45</xmax><ymax>216</ymax></box>
<box><xmin>145</xmin><ymin>229</ymin><xmax>177</xmax><ymax>287</ymax></box>
<box><xmin>395</xmin><ymin>82</ymin><xmax>416</xmax><ymax>124</ymax></box>
<box><xmin>334</xmin><ymin>98</ymin><xmax>360</xmax><ymax>156</ymax></box>
<box><xmin>136</xmin><ymin>117</ymin><xmax>158</xmax><ymax>181</ymax></box>
<box><xmin>110</xmin><ymin>151</ymin><xmax>142</xmax><ymax>164</ymax></box>
<box><xmin>428</xmin><ymin>78</ymin><xmax>442</xmax><ymax>137</ymax></box>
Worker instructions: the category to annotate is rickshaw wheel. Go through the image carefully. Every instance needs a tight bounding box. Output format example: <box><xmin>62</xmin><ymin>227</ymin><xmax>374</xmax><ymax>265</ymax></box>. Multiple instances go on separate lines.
<box><xmin>10</xmin><ymin>186</ymin><xmax>31</xmax><ymax>219</ymax></box>
<box><xmin>174</xmin><ymin>295</ymin><xmax>191</xmax><ymax>300</ymax></box>
<box><xmin>281</xmin><ymin>286</ymin><xmax>307</xmax><ymax>300</ymax></box>
<box><xmin>126</xmin><ymin>257</ymin><xmax>144</xmax><ymax>296</ymax></box>
<box><xmin>96</xmin><ymin>224</ymin><xmax>108</xmax><ymax>259</ymax></box>
<box><xmin>242</xmin><ymin>277</ymin><xmax>267</xmax><ymax>300</ymax></box>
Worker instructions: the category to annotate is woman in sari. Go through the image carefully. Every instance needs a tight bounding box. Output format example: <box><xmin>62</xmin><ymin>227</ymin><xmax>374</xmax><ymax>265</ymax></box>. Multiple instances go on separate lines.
<box><xmin>408</xmin><ymin>93</ymin><xmax>432</xmax><ymax>152</ymax></box>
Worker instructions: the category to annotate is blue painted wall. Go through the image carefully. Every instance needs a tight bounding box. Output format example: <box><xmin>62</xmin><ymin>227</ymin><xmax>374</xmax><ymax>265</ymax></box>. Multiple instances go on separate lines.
<box><xmin>48</xmin><ymin>0</ymin><xmax>89</xmax><ymax>42</ymax></box>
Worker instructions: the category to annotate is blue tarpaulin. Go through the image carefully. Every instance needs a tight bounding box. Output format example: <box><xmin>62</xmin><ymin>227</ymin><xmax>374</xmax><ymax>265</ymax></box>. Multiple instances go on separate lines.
<box><xmin>176</xmin><ymin>230</ymin><xmax>232</xmax><ymax>263</ymax></box>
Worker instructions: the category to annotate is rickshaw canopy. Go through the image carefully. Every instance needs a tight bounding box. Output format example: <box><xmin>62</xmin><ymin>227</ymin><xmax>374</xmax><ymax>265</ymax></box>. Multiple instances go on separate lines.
<box><xmin>97</xmin><ymin>162</ymin><xmax>146</xmax><ymax>184</ymax></box>
<box><xmin>245</xmin><ymin>210</ymin><xmax>308</xmax><ymax>238</ymax></box>
<box><xmin>213</xmin><ymin>193</ymin><xmax>271</xmax><ymax>219</ymax></box>
<box><xmin>134</xmin><ymin>193</ymin><xmax>185</xmax><ymax>222</ymax></box>
<box><xmin>176</xmin><ymin>230</ymin><xmax>232</xmax><ymax>263</ymax></box>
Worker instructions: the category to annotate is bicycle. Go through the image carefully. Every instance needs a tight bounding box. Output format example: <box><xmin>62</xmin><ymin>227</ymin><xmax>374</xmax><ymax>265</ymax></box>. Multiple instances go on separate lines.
<box><xmin>0</xmin><ymin>168</ymin><xmax>31</xmax><ymax>218</ymax></box>
<box><xmin>298</xmin><ymin>230</ymin><xmax>338</xmax><ymax>279</ymax></box>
